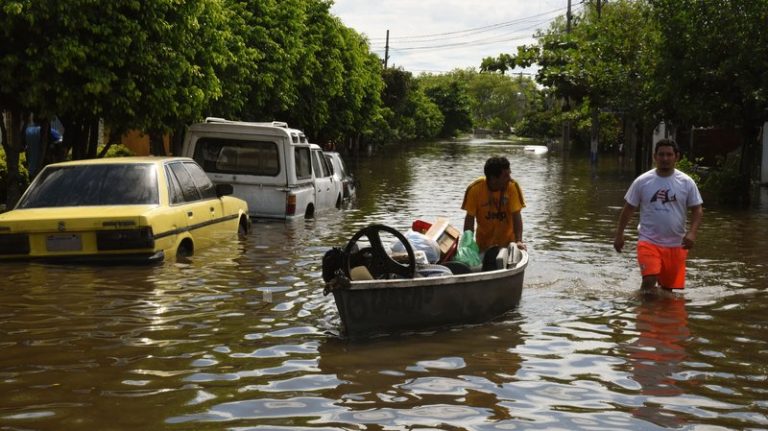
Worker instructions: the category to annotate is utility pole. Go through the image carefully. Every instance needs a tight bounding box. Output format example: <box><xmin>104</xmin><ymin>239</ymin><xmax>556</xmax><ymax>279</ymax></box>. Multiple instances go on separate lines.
<box><xmin>590</xmin><ymin>0</ymin><xmax>601</xmax><ymax>166</ymax></box>
<box><xmin>383</xmin><ymin>30</ymin><xmax>390</xmax><ymax>69</ymax></box>
<box><xmin>561</xmin><ymin>0</ymin><xmax>572</xmax><ymax>153</ymax></box>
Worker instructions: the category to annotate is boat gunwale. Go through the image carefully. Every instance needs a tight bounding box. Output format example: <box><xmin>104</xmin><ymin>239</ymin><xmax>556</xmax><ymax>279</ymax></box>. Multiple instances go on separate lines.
<box><xmin>343</xmin><ymin>250</ymin><xmax>529</xmax><ymax>291</ymax></box>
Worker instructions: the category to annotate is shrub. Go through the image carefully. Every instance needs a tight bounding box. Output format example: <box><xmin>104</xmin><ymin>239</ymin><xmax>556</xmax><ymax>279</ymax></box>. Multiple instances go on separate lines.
<box><xmin>676</xmin><ymin>155</ymin><xmax>701</xmax><ymax>183</ymax></box>
<box><xmin>700</xmin><ymin>153</ymin><xmax>743</xmax><ymax>204</ymax></box>
<box><xmin>0</xmin><ymin>148</ymin><xmax>30</xmax><ymax>205</ymax></box>
<box><xmin>101</xmin><ymin>144</ymin><xmax>135</xmax><ymax>158</ymax></box>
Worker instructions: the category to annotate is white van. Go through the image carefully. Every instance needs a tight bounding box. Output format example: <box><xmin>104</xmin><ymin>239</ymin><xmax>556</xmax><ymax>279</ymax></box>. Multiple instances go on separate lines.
<box><xmin>182</xmin><ymin>118</ymin><xmax>342</xmax><ymax>219</ymax></box>
<box><xmin>324</xmin><ymin>151</ymin><xmax>356</xmax><ymax>202</ymax></box>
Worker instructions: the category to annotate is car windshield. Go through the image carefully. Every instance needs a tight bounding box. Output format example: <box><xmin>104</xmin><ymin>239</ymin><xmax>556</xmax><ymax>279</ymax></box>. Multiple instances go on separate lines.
<box><xmin>18</xmin><ymin>164</ymin><xmax>159</xmax><ymax>208</ymax></box>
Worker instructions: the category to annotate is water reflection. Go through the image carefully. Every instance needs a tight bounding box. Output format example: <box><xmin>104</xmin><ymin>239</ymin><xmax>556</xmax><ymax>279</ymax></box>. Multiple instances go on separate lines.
<box><xmin>625</xmin><ymin>293</ymin><xmax>689</xmax><ymax>428</ymax></box>
<box><xmin>2</xmin><ymin>140</ymin><xmax>768</xmax><ymax>430</ymax></box>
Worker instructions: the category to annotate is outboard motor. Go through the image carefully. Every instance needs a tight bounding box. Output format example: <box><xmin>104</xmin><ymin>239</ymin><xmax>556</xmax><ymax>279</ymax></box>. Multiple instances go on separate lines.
<box><xmin>322</xmin><ymin>247</ymin><xmax>344</xmax><ymax>282</ymax></box>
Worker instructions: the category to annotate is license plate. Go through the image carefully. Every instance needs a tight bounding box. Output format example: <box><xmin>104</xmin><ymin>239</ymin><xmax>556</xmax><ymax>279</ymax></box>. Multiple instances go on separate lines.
<box><xmin>46</xmin><ymin>234</ymin><xmax>82</xmax><ymax>252</ymax></box>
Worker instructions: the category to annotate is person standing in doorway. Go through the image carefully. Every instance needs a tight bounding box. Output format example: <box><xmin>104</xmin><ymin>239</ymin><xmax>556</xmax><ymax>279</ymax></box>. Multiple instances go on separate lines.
<box><xmin>617</xmin><ymin>140</ymin><xmax>626</xmax><ymax>173</ymax></box>
<box><xmin>614</xmin><ymin>139</ymin><xmax>704</xmax><ymax>290</ymax></box>
<box><xmin>462</xmin><ymin>156</ymin><xmax>527</xmax><ymax>253</ymax></box>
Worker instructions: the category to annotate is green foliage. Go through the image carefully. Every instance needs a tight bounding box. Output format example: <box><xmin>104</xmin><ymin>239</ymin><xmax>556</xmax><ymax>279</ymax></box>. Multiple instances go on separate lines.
<box><xmin>675</xmin><ymin>155</ymin><xmax>701</xmax><ymax>183</ymax></box>
<box><xmin>651</xmin><ymin>0</ymin><xmax>768</xmax><ymax>129</ymax></box>
<box><xmin>417</xmin><ymin>74</ymin><xmax>473</xmax><ymax>137</ymax></box>
<box><xmin>410</xmin><ymin>92</ymin><xmax>444</xmax><ymax>139</ymax></box>
<box><xmin>458</xmin><ymin>70</ymin><xmax>539</xmax><ymax>133</ymax></box>
<box><xmin>0</xmin><ymin>0</ymin><xmax>229</xmax><ymax>134</ymax></box>
<box><xmin>699</xmin><ymin>153</ymin><xmax>743</xmax><ymax>204</ymax></box>
<box><xmin>322</xmin><ymin>25</ymin><xmax>385</xmax><ymax>143</ymax></box>
<box><xmin>515</xmin><ymin>110</ymin><xmax>561</xmax><ymax>138</ymax></box>
<box><xmin>532</xmin><ymin>1</ymin><xmax>659</xmax><ymax>119</ymax></box>
<box><xmin>376</xmin><ymin>68</ymin><xmax>443</xmax><ymax>143</ymax></box>
<box><xmin>101</xmin><ymin>144</ymin><xmax>135</xmax><ymax>158</ymax></box>
<box><xmin>0</xmin><ymin>148</ymin><xmax>29</xmax><ymax>204</ymax></box>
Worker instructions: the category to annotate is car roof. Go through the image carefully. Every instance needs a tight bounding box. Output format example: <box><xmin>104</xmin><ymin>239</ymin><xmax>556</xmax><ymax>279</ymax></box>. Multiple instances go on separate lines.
<box><xmin>45</xmin><ymin>156</ymin><xmax>194</xmax><ymax>168</ymax></box>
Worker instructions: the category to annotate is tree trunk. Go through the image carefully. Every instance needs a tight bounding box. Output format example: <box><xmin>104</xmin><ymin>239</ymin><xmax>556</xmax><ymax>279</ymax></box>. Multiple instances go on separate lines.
<box><xmin>2</xmin><ymin>110</ymin><xmax>24</xmax><ymax>209</ymax></box>
<box><xmin>737</xmin><ymin>126</ymin><xmax>760</xmax><ymax>205</ymax></box>
<box><xmin>62</xmin><ymin>116</ymin><xmax>88</xmax><ymax>160</ymax></box>
<box><xmin>171</xmin><ymin>127</ymin><xmax>185</xmax><ymax>156</ymax></box>
<box><xmin>149</xmin><ymin>130</ymin><xmax>165</xmax><ymax>156</ymax></box>
<box><xmin>590</xmin><ymin>106</ymin><xmax>599</xmax><ymax>164</ymax></box>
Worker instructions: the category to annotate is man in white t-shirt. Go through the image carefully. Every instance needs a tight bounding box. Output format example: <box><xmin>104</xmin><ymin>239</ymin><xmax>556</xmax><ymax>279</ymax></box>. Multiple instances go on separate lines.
<box><xmin>614</xmin><ymin>139</ymin><xmax>704</xmax><ymax>290</ymax></box>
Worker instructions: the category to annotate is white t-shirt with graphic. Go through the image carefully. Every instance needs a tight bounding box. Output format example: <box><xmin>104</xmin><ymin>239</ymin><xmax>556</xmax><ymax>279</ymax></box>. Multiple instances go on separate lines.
<box><xmin>625</xmin><ymin>168</ymin><xmax>703</xmax><ymax>247</ymax></box>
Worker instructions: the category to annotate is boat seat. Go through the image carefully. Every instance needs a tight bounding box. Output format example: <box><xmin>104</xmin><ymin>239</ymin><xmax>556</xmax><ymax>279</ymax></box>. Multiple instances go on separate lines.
<box><xmin>508</xmin><ymin>242</ymin><xmax>523</xmax><ymax>266</ymax></box>
<box><xmin>495</xmin><ymin>246</ymin><xmax>509</xmax><ymax>270</ymax></box>
<box><xmin>443</xmin><ymin>261</ymin><xmax>472</xmax><ymax>275</ymax></box>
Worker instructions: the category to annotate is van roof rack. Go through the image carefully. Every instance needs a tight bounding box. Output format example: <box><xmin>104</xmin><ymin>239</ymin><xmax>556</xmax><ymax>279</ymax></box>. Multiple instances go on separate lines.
<box><xmin>204</xmin><ymin>117</ymin><xmax>289</xmax><ymax>128</ymax></box>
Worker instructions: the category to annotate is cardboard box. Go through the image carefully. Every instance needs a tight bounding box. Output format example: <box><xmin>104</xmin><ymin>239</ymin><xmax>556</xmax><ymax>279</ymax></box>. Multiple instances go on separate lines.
<box><xmin>424</xmin><ymin>217</ymin><xmax>460</xmax><ymax>261</ymax></box>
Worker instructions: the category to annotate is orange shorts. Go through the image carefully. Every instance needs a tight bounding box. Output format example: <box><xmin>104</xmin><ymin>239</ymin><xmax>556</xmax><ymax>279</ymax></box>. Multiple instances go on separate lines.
<box><xmin>636</xmin><ymin>241</ymin><xmax>688</xmax><ymax>289</ymax></box>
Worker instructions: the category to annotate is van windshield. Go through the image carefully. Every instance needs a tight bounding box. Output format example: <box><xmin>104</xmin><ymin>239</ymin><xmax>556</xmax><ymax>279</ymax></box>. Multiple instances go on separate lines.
<box><xmin>193</xmin><ymin>138</ymin><xmax>280</xmax><ymax>176</ymax></box>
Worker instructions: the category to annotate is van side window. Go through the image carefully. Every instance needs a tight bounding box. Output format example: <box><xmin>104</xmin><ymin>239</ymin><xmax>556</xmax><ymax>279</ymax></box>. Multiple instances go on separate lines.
<box><xmin>193</xmin><ymin>138</ymin><xmax>280</xmax><ymax>176</ymax></box>
<box><xmin>311</xmin><ymin>150</ymin><xmax>329</xmax><ymax>178</ymax></box>
<box><xmin>295</xmin><ymin>147</ymin><xmax>312</xmax><ymax>180</ymax></box>
<box><xmin>321</xmin><ymin>153</ymin><xmax>334</xmax><ymax>177</ymax></box>
<box><xmin>323</xmin><ymin>155</ymin><xmax>335</xmax><ymax>175</ymax></box>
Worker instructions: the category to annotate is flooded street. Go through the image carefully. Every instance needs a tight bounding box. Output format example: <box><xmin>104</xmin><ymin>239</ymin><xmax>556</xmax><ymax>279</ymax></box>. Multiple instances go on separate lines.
<box><xmin>1</xmin><ymin>139</ymin><xmax>767</xmax><ymax>430</ymax></box>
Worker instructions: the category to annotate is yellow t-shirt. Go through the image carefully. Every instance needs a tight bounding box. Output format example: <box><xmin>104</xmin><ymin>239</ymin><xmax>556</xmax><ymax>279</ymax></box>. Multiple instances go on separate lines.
<box><xmin>461</xmin><ymin>177</ymin><xmax>525</xmax><ymax>251</ymax></box>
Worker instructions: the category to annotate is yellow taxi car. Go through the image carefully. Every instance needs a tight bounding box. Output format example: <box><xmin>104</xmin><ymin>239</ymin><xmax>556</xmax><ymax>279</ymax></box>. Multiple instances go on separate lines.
<box><xmin>0</xmin><ymin>157</ymin><xmax>250</xmax><ymax>263</ymax></box>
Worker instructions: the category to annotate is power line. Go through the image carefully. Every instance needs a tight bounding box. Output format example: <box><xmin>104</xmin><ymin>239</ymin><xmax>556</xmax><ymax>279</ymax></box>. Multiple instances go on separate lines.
<box><xmin>367</xmin><ymin>6</ymin><xmax>567</xmax><ymax>43</ymax></box>
<box><xmin>364</xmin><ymin>2</ymin><xmax>586</xmax><ymax>73</ymax></box>
<box><xmin>375</xmin><ymin>17</ymin><xmax>558</xmax><ymax>52</ymax></box>
<box><xmin>367</xmin><ymin>3</ymin><xmax>585</xmax><ymax>54</ymax></box>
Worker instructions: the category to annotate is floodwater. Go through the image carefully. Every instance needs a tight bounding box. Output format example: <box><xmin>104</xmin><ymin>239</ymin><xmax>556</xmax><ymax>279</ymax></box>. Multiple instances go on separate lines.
<box><xmin>1</xmin><ymin>139</ymin><xmax>767</xmax><ymax>430</ymax></box>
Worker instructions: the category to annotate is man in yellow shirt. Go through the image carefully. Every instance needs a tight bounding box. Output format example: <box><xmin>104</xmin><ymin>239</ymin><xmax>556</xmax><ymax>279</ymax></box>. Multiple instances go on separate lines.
<box><xmin>462</xmin><ymin>156</ymin><xmax>527</xmax><ymax>252</ymax></box>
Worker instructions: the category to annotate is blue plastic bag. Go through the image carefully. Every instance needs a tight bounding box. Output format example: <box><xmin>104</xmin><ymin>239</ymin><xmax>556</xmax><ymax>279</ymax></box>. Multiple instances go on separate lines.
<box><xmin>391</xmin><ymin>230</ymin><xmax>441</xmax><ymax>264</ymax></box>
<box><xmin>454</xmin><ymin>230</ymin><xmax>481</xmax><ymax>268</ymax></box>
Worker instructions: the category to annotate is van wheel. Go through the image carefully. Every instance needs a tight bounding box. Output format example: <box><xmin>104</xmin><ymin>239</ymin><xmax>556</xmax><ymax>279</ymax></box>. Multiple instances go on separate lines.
<box><xmin>335</xmin><ymin>195</ymin><xmax>342</xmax><ymax>209</ymax></box>
<box><xmin>305</xmin><ymin>204</ymin><xmax>315</xmax><ymax>219</ymax></box>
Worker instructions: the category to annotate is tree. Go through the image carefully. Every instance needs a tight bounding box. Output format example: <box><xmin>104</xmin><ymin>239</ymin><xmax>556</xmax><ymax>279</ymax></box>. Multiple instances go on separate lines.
<box><xmin>460</xmin><ymin>70</ymin><xmax>539</xmax><ymax>134</ymax></box>
<box><xmin>650</xmin><ymin>0</ymin><xmax>768</xmax><ymax>203</ymax></box>
<box><xmin>282</xmin><ymin>0</ymin><xmax>346</xmax><ymax>141</ymax></box>
<box><xmin>418</xmin><ymin>74</ymin><xmax>473</xmax><ymax>137</ymax></box>
<box><xmin>376</xmin><ymin>67</ymin><xmax>443</xmax><ymax>143</ymax></box>
<box><xmin>0</xmin><ymin>0</ymin><xmax>229</xmax><ymax>158</ymax></box>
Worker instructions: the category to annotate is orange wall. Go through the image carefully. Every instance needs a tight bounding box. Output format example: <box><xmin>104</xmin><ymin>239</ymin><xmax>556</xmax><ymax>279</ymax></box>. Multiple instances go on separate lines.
<box><xmin>120</xmin><ymin>130</ymin><xmax>170</xmax><ymax>155</ymax></box>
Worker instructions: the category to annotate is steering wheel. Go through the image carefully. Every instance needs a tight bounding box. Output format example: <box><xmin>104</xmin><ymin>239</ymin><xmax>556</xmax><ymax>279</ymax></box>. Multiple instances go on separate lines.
<box><xmin>343</xmin><ymin>224</ymin><xmax>416</xmax><ymax>279</ymax></box>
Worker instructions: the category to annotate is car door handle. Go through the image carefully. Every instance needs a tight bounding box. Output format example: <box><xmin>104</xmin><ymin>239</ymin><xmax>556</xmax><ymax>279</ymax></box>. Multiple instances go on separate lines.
<box><xmin>187</xmin><ymin>211</ymin><xmax>193</xmax><ymax>217</ymax></box>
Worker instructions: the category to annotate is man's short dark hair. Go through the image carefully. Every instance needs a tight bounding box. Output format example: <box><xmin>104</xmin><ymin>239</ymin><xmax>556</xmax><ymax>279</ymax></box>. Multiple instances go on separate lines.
<box><xmin>484</xmin><ymin>156</ymin><xmax>510</xmax><ymax>178</ymax></box>
<box><xmin>654</xmin><ymin>138</ymin><xmax>680</xmax><ymax>155</ymax></box>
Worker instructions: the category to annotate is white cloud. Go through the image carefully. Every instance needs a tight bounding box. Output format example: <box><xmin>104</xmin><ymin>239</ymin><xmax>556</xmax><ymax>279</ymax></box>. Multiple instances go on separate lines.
<box><xmin>331</xmin><ymin>0</ymin><xmax>568</xmax><ymax>74</ymax></box>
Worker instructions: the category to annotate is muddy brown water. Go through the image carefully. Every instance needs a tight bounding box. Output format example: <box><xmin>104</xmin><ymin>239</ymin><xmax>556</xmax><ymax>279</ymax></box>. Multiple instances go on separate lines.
<box><xmin>1</xmin><ymin>139</ymin><xmax>766</xmax><ymax>430</ymax></box>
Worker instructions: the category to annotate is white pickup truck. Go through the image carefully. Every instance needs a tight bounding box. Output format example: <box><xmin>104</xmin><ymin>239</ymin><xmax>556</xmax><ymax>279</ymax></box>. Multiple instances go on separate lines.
<box><xmin>182</xmin><ymin>118</ymin><xmax>342</xmax><ymax>220</ymax></box>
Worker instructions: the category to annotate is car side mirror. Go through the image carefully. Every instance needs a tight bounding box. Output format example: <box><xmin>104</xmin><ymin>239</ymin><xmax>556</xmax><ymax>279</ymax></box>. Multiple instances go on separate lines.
<box><xmin>215</xmin><ymin>183</ymin><xmax>233</xmax><ymax>197</ymax></box>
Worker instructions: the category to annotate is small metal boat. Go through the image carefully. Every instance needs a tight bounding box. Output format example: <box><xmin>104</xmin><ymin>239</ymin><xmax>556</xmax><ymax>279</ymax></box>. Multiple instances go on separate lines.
<box><xmin>322</xmin><ymin>223</ymin><xmax>528</xmax><ymax>338</ymax></box>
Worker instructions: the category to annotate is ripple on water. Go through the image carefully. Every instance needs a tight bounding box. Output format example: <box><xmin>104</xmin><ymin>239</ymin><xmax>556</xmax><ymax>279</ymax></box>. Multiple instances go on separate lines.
<box><xmin>2</xmin><ymin>142</ymin><xmax>767</xmax><ymax>430</ymax></box>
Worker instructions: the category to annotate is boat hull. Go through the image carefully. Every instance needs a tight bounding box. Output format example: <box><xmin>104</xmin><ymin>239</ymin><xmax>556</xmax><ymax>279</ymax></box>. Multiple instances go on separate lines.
<box><xmin>330</xmin><ymin>252</ymin><xmax>527</xmax><ymax>337</ymax></box>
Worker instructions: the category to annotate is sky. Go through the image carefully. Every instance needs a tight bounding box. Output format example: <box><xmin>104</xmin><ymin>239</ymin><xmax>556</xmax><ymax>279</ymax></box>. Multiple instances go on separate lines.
<box><xmin>330</xmin><ymin>0</ymin><xmax>579</xmax><ymax>75</ymax></box>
